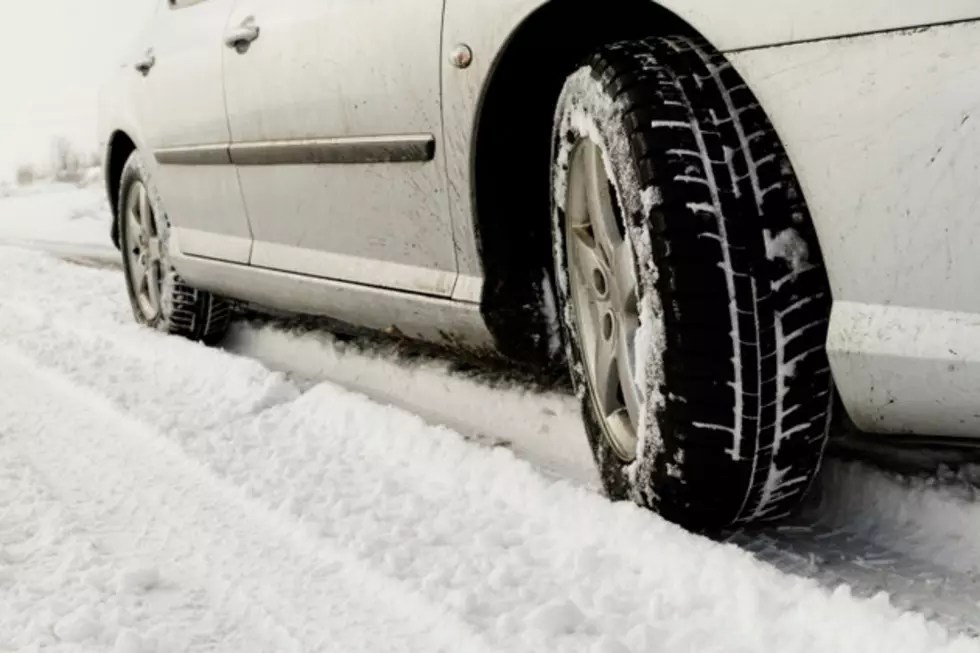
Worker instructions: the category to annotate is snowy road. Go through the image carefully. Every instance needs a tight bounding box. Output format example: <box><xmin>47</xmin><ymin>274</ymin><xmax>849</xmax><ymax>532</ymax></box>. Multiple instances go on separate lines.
<box><xmin>1</xmin><ymin>184</ymin><xmax>980</xmax><ymax>651</ymax></box>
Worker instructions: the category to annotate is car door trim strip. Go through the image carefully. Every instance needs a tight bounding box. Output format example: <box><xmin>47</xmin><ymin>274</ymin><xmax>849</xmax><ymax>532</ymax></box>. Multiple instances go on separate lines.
<box><xmin>154</xmin><ymin>135</ymin><xmax>436</xmax><ymax>166</ymax></box>
<box><xmin>231</xmin><ymin>134</ymin><xmax>437</xmax><ymax>165</ymax></box>
<box><xmin>154</xmin><ymin>144</ymin><xmax>231</xmax><ymax>165</ymax></box>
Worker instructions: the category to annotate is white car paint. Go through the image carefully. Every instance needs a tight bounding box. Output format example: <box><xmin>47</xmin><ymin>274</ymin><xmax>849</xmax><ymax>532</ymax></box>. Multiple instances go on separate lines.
<box><xmin>223</xmin><ymin>0</ymin><xmax>460</xmax><ymax>297</ymax></box>
<box><xmin>439</xmin><ymin>0</ymin><xmax>980</xmax><ymax>296</ymax></box>
<box><xmin>730</xmin><ymin>22</ymin><xmax>980</xmax><ymax>437</ymax></box>
<box><xmin>99</xmin><ymin>0</ymin><xmax>980</xmax><ymax>440</ymax></box>
<box><xmin>135</xmin><ymin>0</ymin><xmax>254</xmax><ymax>264</ymax></box>
<box><xmin>646</xmin><ymin>0</ymin><xmax>980</xmax><ymax>50</ymax></box>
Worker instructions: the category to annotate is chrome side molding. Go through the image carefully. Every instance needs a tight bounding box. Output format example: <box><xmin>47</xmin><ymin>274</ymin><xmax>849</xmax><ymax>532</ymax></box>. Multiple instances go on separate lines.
<box><xmin>154</xmin><ymin>134</ymin><xmax>436</xmax><ymax>166</ymax></box>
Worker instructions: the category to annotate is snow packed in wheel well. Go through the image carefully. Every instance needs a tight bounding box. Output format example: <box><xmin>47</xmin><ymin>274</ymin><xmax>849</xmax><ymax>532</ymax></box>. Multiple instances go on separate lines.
<box><xmin>472</xmin><ymin>0</ymin><xmax>696</xmax><ymax>367</ymax></box>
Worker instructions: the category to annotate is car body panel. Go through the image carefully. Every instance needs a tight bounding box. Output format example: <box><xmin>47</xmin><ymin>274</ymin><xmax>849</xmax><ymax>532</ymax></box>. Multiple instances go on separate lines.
<box><xmin>221</xmin><ymin>0</ymin><xmax>459</xmax><ymax>297</ymax></box>
<box><xmin>827</xmin><ymin>302</ymin><xmax>980</xmax><ymax>438</ymax></box>
<box><xmin>98</xmin><ymin>88</ymin><xmax>147</xmax><ymax>187</ymax></box>
<box><xmin>729</xmin><ymin>21</ymin><xmax>980</xmax><ymax>437</ymax></box>
<box><xmin>171</xmin><ymin>246</ymin><xmax>495</xmax><ymax>350</ymax></box>
<box><xmin>440</xmin><ymin>0</ymin><xmax>980</xmax><ymax>302</ymax></box>
<box><xmin>635</xmin><ymin>0</ymin><xmax>980</xmax><ymax>50</ymax></box>
<box><xmin>137</xmin><ymin>0</ymin><xmax>253</xmax><ymax>264</ymax></box>
<box><xmin>99</xmin><ymin>0</ymin><xmax>980</xmax><ymax>439</ymax></box>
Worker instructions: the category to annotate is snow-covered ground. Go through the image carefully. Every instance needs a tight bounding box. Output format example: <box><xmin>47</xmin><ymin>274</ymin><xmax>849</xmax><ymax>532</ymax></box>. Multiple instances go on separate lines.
<box><xmin>0</xmin><ymin>179</ymin><xmax>110</xmax><ymax>248</ymax></box>
<box><xmin>1</xmin><ymin>184</ymin><xmax>980</xmax><ymax>651</ymax></box>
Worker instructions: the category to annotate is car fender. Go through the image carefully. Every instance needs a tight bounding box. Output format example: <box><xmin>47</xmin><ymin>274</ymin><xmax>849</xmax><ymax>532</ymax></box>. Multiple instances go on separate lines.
<box><xmin>441</xmin><ymin>0</ymin><xmax>980</xmax><ymax>281</ymax></box>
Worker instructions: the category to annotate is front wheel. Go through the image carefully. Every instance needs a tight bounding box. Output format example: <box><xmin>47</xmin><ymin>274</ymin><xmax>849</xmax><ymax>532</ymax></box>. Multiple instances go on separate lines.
<box><xmin>551</xmin><ymin>36</ymin><xmax>834</xmax><ymax>531</ymax></box>
<box><xmin>118</xmin><ymin>151</ymin><xmax>231</xmax><ymax>344</ymax></box>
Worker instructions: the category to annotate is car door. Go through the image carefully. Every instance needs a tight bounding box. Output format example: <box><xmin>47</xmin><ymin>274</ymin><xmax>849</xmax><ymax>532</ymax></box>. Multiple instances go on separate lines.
<box><xmin>136</xmin><ymin>0</ymin><xmax>253</xmax><ymax>264</ymax></box>
<box><xmin>221</xmin><ymin>0</ymin><xmax>458</xmax><ymax>297</ymax></box>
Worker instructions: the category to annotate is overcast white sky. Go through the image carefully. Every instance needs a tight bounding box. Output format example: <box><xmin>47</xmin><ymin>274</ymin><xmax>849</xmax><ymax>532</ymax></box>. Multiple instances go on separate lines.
<box><xmin>0</xmin><ymin>0</ymin><xmax>156</xmax><ymax>177</ymax></box>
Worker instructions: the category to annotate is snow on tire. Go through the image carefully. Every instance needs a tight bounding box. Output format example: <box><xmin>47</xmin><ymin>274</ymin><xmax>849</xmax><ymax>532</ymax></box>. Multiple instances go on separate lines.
<box><xmin>118</xmin><ymin>151</ymin><xmax>231</xmax><ymax>345</ymax></box>
<box><xmin>551</xmin><ymin>36</ymin><xmax>834</xmax><ymax>530</ymax></box>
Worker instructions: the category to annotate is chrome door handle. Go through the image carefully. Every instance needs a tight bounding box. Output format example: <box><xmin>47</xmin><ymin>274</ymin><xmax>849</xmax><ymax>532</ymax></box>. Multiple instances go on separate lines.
<box><xmin>134</xmin><ymin>50</ymin><xmax>156</xmax><ymax>76</ymax></box>
<box><xmin>225</xmin><ymin>18</ymin><xmax>260</xmax><ymax>52</ymax></box>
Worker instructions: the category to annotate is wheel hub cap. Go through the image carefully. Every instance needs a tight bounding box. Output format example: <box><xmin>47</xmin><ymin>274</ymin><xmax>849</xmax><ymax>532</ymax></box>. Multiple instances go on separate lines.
<box><xmin>124</xmin><ymin>181</ymin><xmax>163</xmax><ymax>321</ymax></box>
<box><xmin>565</xmin><ymin>139</ymin><xmax>643</xmax><ymax>461</ymax></box>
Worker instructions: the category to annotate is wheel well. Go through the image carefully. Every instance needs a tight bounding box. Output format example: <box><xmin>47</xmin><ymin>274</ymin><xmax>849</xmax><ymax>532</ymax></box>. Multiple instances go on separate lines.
<box><xmin>106</xmin><ymin>131</ymin><xmax>137</xmax><ymax>249</ymax></box>
<box><xmin>474</xmin><ymin>0</ymin><xmax>695</xmax><ymax>365</ymax></box>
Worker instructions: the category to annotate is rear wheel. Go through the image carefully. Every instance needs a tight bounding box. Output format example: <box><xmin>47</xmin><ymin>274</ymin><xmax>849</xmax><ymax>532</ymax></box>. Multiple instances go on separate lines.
<box><xmin>551</xmin><ymin>36</ymin><xmax>834</xmax><ymax>530</ymax></box>
<box><xmin>118</xmin><ymin>152</ymin><xmax>231</xmax><ymax>344</ymax></box>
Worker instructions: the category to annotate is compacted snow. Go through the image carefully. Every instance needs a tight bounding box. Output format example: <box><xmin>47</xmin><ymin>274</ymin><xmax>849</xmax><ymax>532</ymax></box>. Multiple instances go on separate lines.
<box><xmin>227</xmin><ymin>315</ymin><xmax>980</xmax><ymax>639</ymax></box>
<box><xmin>1</xmin><ymin>184</ymin><xmax>980</xmax><ymax>651</ymax></box>
<box><xmin>809</xmin><ymin>461</ymin><xmax>980</xmax><ymax>577</ymax></box>
<box><xmin>224</xmin><ymin>320</ymin><xmax>600</xmax><ymax>486</ymax></box>
<box><xmin>2</xmin><ymin>247</ymin><xmax>977</xmax><ymax>652</ymax></box>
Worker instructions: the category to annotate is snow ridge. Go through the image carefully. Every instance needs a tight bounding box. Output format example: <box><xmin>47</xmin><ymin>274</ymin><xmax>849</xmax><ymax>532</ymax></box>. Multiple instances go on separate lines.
<box><xmin>1</xmin><ymin>347</ymin><xmax>490</xmax><ymax>653</ymax></box>
<box><xmin>1</xmin><ymin>247</ymin><xmax>975</xmax><ymax>652</ymax></box>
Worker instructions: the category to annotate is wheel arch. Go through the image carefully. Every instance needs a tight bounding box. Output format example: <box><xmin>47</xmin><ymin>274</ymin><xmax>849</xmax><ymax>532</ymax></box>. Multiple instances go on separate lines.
<box><xmin>471</xmin><ymin>0</ymin><xmax>698</xmax><ymax>365</ymax></box>
<box><xmin>105</xmin><ymin>130</ymin><xmax>138</xmax><ymax>249</ymax></box>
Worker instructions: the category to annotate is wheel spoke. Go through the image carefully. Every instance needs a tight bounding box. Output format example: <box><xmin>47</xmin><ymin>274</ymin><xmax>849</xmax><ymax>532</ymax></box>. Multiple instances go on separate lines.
<box><xmin>569</xmin><ymin>232</ymin><xmax>609</xmax><ymax>303</ymax></box>
<box><xmin>146</xmin><ymin>236</ymin><xmax>162</xmax><ymax>265</ymax></box>
<box><xmin>566</xmin><ymin>143</ymin><xmax>591</xmax><ymax>231</ymax></box>
<box><xmin>592</xmin><ymin>314</ymin><xmax>620</xmax><ymax>418</ymax></box>
<box><xmin>128</xmin><ymin>254</ymin><xmax>145</xmax><ymax>295</ymax></box>
<box><xmin>127</xmin><ymin>208</ymin><xmax>142</xmax><ymax>245</ymax></box>
<box><xmin>565</xmin><ymin>137</ymin><xmax>642</xmax><ymax>461</ymax></box>
<box><xmin>585</xmin><ymin>142</ymin><xmax>624</xmax><ymax>263</ymax></box>
<box><xmin>145</xmin><ymin>263</ymin><xmax>161</xmax><ymax>314</ymax></box>
<box><xmin>138</xmin><ymin>184</ymin><xmax>154</xmax><ymax>237</ymax></box>
<box><xmin>611</xmin><ymin>242</ymin><xmax>639</xmax><ymax>315</ymax></box>
<box><xmin>616</xmin><ymin>314</ymin><xmax>643</xmax><ymax>429</ymax></box>
<box><xmin>130</xmin><ymin>186</ymin><xmax>142</xmax><ymax>224</ymax></box>
<box><xmin>121</xmin><ymin>181</ymin><xmax>164</xmax><ymax>321</ymax></box>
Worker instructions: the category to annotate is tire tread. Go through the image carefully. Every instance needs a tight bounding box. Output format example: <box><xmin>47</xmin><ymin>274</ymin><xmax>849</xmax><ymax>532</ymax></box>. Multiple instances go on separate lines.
<box><xmin>556</xmin><ymin>37</ymin><xmax>833</xmax><ymax>529</ymax></box>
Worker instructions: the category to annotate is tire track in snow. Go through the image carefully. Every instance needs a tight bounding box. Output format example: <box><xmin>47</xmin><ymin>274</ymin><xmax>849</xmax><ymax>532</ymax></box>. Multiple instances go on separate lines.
<box><xmin>0</xmin><ymin>247</ymin><xmax>976</xmax><ymax>651</ymax></box>
<box><xmin>0</xmin><ymin>237</ymin><xmax>120</xmax><ymax>269</ymax></box>
<box><xmin>56</xmin><ymin>243</ymin><xmax>980</xmax><ymax>606</ymax></box>
<box><xmin>222</xmin><ymin>321</ymin><xmax>599</xmax><ymax>488</ymax></box>
<box><xmin>736</xmin><ymin>525</ymin><xmax>980</xmax><ymax>638</ymax></box>
<box><xmin>226</xmin><ymin>310</ymin><xmax>980</xmax><ymax>638</ymax></box>
<box><xmin>0</xmin><ymin>347</ymin><xmax>493</xmax><ymax>653</ymax></box>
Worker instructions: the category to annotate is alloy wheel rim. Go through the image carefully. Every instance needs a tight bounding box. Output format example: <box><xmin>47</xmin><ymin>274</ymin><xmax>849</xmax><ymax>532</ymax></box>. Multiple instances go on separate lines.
<box><xmin>124</xmin><ymin>181</ymin><xmax>163</xmax><ymax>321</ymax></box>
<box><xmin>565</xmin><ymin>139</ymin><xmax>642</xmax><ymax>461</ymax></box>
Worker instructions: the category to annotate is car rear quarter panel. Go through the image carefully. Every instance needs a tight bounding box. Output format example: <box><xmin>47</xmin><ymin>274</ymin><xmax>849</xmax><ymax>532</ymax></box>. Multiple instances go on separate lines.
<box><xmin>98</xmin><ymin>5</ymin><xmax>163</xmax><ymax>213</ymax></box>
<box><xmin>100</xmin><ymin>83</ymin><xmax>148</xmax><ymax>152</ymax></box>
<box><xmin>98</xmin><ymin>66</ymin><xmax>158</xmax><ymax>220</ymax></box>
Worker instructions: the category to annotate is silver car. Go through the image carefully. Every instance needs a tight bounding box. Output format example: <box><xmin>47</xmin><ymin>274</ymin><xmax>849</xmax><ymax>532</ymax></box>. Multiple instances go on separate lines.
<box><xmin>98</xmin><ymin>0</ymin><xmax>980</xmax><ymax>531</ymax></box>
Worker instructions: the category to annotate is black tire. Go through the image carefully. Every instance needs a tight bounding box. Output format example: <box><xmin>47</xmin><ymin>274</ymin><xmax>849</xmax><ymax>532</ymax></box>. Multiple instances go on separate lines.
<box><xmin>118</xmin><ymin>152</ymin><xmax>231</xmax><ymax>344</ymax></box>
<box><xmin>551</xmin><ymin>36</ymin><xmax>833</xmax><ymax>531</ymax></box>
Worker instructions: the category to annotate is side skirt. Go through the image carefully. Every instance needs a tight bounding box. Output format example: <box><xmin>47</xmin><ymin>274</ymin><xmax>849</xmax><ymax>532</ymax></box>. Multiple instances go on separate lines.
<box><xmin>171</xmin><ymin>252</ymin><xmax>496</xmax><ymax>354</ymax></box>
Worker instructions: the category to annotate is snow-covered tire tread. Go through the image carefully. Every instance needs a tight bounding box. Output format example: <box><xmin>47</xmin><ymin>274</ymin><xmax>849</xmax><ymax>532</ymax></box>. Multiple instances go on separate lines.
<box><xmin>552</xmin><ymin>36</ymin><xmax>833</xmax><ymax>530</ymax></box>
